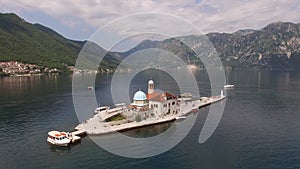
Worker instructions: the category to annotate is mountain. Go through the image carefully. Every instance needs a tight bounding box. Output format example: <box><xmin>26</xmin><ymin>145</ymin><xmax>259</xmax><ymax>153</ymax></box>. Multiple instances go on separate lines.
<box><xmin>1</xmin><ymin>12</ymin><xmax>299</xmax><ymax>70</ymax></box>
<box><xmin>0</xmin><ymin>13</ymin><xmax>84</xmax><ymax>69</ymax></box>
<box><xmin>0</xmin><ymin>13</ymin><xmax>122</xmax><ymax>71</ymax></box>
<box><xmin>208</xmin><ymin>21</ymin><xmax>300</xmax><ymax>69</ymax></box>
<box><xmin>233</xmin><ymin>29</ymin><xmax>255</xmax><ymax>36</ymax></box>
<box><xmin>124</xmin><ymin>22</ymin><xmax>300</xmax><ymax>69</ymax></box>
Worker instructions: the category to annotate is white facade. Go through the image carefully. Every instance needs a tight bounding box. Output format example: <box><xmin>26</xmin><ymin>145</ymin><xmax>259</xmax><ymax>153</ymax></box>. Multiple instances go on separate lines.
<box><xmin>146</xmin><ymin>80</ymin><xmax>179</xmax><ymax>118</ymax></box>
<box><xmin>149</xmin><ymin>99</ymin><xmax>178</xmax><ymax>117</ymax></box>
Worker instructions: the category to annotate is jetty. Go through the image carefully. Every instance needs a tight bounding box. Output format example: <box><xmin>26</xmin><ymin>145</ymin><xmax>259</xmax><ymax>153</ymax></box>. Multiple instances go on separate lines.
<box><xmin>70</xmin><ymin>129</ymin><xmax>87</xmax><ymax>137</ymax></box>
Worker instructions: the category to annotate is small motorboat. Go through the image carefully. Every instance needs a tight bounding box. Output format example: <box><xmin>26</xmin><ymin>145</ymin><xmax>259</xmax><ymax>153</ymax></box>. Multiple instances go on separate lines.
<box><xmin>224</xmin><ymin>84</ymin><xmax>234</xmax><ymax>89</ymax></box>
<box><xmin>88</xmin><ymin>86</ymin><xmax>94</xmax><ymax>90</ymax></box>
<box><xmin>94</xmin><ymin>106</ymin><xmax>110</xmax><ymax>114</ymax></box>
<box><xmin>47</xmin><ymin>131</ymin><xmax>71</xmax><ymax>147</ymax></box>
<box><xmin>176</xmin><ymin>116</ymin><xmax>186</xmax><ymax>120</ymax></box>
<box><xmin>47</xmin><ymin>131</ymin><xmax>82</xmax><ymax>146</ymax></box>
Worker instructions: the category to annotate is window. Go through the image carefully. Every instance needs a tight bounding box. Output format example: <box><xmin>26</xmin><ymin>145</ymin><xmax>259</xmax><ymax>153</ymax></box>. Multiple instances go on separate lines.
<box><xmin>172</xmin><ymin>102</ymin><xmax>175</xmax><ymax>105</ymax></box>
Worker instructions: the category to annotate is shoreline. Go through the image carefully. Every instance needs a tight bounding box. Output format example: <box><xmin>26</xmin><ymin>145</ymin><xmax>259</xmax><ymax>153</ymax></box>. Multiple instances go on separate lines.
<box><xmin>0</xmin><ymin>72</ymin><xmax>66</xmax><ymax>78</ymax></box>
<box><xmin>2</xmin><ymin>68</ymin><xmax>300</xmax><ymax>78</ymax></box>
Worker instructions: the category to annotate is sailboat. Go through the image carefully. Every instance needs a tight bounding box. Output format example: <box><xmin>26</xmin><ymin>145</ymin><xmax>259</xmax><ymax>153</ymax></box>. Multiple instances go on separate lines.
<box><xmin>224</xmin><ymin>69</ymin><xmax>234</xmax><ymax>89</ymax></box>
<box><xmin>224</xmin><ymin>84</ymin><xmax>234</xmax><ymax>88</ymax></box>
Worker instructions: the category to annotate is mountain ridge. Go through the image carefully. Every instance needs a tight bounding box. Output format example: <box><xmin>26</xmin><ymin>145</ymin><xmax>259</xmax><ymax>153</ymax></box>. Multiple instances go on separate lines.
<box><xmin>0</xmin><ymin>12</ymin><xmax>300</xmax><ymax>70</ymax></box>
<box><xmin>126</xmin><ymin>21</ymin><xmax>300</xmax><ymax>69</ymax></box>
<box><xmin>0</xmin><ymin>13</ymin><xmax>123</xmax><ymax>71</ymax></box>
<box><xmin>0</xmin><ymin>13</ymin><xmax>83</xmax><ymax>69</ymax></box>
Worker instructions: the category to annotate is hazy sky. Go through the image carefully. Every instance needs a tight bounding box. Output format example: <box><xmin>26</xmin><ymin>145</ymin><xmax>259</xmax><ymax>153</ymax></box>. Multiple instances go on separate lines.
<box><xmin>0</xmin><ymin>0</ymin><xmax>299</xmax><ymax>41</ymax></box>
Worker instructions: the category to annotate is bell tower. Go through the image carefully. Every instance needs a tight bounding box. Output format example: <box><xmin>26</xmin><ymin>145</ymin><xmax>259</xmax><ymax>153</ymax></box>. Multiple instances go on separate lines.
<box><xmin>148</xmin><ymin>80</ymin><xmax>154</xmax><ymax>94</ymax></box>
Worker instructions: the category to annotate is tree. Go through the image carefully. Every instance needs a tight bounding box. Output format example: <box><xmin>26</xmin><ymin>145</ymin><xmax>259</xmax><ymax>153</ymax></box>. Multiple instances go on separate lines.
<box><xmin>135</xmin><ymin>114</ymin><xmax>141</xmax><ymax>122</ymax></box>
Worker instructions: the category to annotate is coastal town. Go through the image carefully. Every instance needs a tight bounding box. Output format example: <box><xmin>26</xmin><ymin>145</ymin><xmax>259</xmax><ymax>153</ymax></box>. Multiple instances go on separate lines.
<box><xmin>0</xmin><ymin>61</ymin><xmax>61</xmax><ymax>76</ymax></box>
<box><xmin>0</xmin><ymin>60</ymin><xmax>142</xmax><ymax>77</ymax></box>
<box><xmin>0</xmin><ymin>61</ymin><xmax>205</xmax><ymax>77</ymax></box>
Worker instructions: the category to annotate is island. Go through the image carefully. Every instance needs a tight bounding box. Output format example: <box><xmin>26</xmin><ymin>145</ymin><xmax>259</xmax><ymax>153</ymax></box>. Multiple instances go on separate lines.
<box><xmin>75</xmin><ymin>80</ymin><xmax>225</xmax><ymax>135</ymax></box>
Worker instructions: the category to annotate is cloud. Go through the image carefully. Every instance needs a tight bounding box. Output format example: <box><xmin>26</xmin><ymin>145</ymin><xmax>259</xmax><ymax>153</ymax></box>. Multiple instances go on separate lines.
<box><xmin>0</xmin><ymin>0</ymin><xmax>299</xmax><ymax>36</ymax></box>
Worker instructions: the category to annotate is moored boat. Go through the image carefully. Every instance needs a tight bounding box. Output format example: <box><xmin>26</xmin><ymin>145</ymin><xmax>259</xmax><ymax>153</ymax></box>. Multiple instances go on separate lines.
<box><xmin>94</xmin><ymin>106</ymin><xmax>110</xmax><ymax>114</ymax></box>
<box><xmin>224</xmin><ymin>84</ymin><xmax>234</xmax><ymax>89</ymax></box>
<box><xmin>175</xmin><ymin>116</ymin><xmax>186</xmax><ymax>120</ymax></box>
<box><xmin>47</xmin><ymin>131</ymin><xmax>70</xmax><ymax>147</ymax></box>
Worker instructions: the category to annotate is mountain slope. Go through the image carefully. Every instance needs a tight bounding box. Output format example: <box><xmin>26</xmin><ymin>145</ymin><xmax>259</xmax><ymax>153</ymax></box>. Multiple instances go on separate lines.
<box><xmin>0</xmin><ymin>13</ymin><xmax>124</xmax><ymax>71</ymax></box>
<box><xmin>209</xmin><ymin>21</ymin><xmax>300</xmax><ymax>69</ymax></box>
<box><xmin>124</xmin><ymin>22</ymin><xmax>300</xmax><ymax>69</ymax></box>
<box><xmin>0</xmin><ymin>13</ymin><xmax>85</xmax><ymax>69</ymax></box>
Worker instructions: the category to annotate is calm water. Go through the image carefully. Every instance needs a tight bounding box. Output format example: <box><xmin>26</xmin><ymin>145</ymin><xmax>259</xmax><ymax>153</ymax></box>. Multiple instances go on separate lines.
<box><xmin>1</xmin><ymin>70</ymin><xmax>300</xmax><ymax>169</ymax></box>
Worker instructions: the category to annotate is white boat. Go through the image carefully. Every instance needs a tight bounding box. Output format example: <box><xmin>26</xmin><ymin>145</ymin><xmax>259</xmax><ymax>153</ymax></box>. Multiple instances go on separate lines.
<box><xmin>224</xmin><ymin>70</ymin><xmax>234</xmax><ymax>89</ymax></box>
<box><xmin>47</xmin><ymin>130</ymin><xmax>83</xmax><ymax>146</ymax></box>
<box><xmin>176</xmin><ymin>116</ymin><xmax>186</xmax><ymax>120</ymax></box>
<box><xmin>47</xmin><ymin>131</ymin><xmax>71</xmax><ymax>147</ymax></box>
<box><xmin>224</xmin><ymin>84</ymin><xmax>234</xmax><ymax>89</ymax></box>
<box><xmin>94</xmin><ymin>106</ymin><xmax>110</xmax><ymax>114</ymax></box>
<box><xmin>94</xmin><ymin>103</ymin><xmax>127</xmax><ymax>114</ymax></box>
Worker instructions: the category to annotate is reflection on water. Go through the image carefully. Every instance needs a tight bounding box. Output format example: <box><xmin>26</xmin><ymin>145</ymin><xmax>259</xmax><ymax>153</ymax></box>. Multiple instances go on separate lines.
<box><xmin>48</xmin><ymin>144</ymin><xmax>71</xmax><ymax>155</ymax></box>
<box><xmin>121</xmin><ymin>121</ymin><xmax>174</xmax><ymax>138</ymax></box>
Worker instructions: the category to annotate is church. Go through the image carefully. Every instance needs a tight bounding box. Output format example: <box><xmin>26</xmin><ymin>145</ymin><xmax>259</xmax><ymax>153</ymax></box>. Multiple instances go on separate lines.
<box><xmin>130</xmin><ymin>80</ymin><xmax>179</xmax><ymax>118</ymax></box>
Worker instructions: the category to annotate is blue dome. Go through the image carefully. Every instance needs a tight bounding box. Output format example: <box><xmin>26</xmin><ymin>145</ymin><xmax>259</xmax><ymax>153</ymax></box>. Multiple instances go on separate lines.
<box><xmin>133</xmin><ymin>90</ymin><xmax>147</xmax><ymax>101</ymax></box>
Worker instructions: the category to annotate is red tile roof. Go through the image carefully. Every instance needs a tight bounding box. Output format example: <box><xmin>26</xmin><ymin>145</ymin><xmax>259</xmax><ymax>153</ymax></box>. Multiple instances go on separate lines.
<box><xmin>147</xmin><ymin>91</ymin><xmax>177</xmax><ymax>102</ymax></box>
